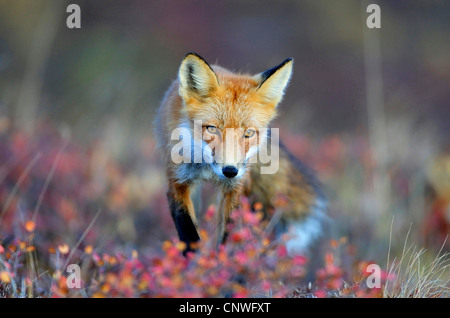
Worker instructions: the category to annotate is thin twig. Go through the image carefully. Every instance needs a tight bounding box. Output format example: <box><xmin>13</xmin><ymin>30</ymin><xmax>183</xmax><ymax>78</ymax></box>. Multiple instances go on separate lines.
<box><xmin>63</xmin><ymin>208</ymin><xmax>102</xmax><ymax>270</ymax></box>
<box><xmin>0</xmin><ymin>152</ymin><xmax>42</xmax><ymax>222</ymax></box>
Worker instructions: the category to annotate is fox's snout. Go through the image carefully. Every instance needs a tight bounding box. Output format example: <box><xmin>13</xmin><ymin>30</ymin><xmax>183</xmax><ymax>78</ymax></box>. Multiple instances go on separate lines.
<box><xmin>222</xmin><ymin>165</ymin><xmax>239</xmax><ymax>178</ymax></box>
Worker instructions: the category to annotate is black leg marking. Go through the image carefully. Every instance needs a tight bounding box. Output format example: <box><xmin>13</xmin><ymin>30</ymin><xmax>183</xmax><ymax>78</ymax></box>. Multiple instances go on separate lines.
<box><xmin>168</xmin><ymin>195</ymin><xmax>200</xmax><ymax>255</ymax></box>
<box><xmin>221</xmin><ymin>230</ymin><xmax>229</xmax><ymax>245</ymax></box>
<box><xmin>173</xmin><ymin>210</ymin><xmax>200</xmax><ymax>254</ymax></box>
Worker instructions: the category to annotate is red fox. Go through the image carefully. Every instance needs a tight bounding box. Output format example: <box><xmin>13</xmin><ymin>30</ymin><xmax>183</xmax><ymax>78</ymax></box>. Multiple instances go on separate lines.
<box><xmin>155</xmin><ymin>53</ymin><xmax>326</xmax><ymax>255</ymax></box>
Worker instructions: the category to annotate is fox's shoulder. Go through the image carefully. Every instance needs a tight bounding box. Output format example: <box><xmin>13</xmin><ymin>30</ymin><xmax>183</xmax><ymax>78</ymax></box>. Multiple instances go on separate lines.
<box><xmin>154</xmin><ymin>79</ymin><xmax>184</xmax><ymax>149</ymax></box>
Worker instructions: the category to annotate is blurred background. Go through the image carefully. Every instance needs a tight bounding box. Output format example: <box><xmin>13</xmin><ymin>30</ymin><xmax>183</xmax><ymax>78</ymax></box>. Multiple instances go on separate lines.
<box><xmin>0</xmin><ymin>0</ymin><xmax>449</xmax><ymax>263</ymax></box>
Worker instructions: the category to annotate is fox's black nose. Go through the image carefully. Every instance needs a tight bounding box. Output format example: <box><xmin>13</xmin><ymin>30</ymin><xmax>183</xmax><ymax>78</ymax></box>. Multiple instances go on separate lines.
<box><xmin>222</xmin><ymin>166</ymin><xmax>238</xmax><ymax>178</ymax></box>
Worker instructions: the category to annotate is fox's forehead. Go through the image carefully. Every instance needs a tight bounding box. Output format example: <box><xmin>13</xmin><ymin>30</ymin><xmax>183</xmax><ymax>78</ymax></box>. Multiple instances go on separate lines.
<box><xmin>200</xmin><ymin>74</ymin><xmax>272</xmax><ymax>128</ymax></box>
<box><xmin>214</xmin><ymin>69</ymin><xmax>258</xmax><ymax>96</ymax></box>
<box><xmin>202</xmin><ymin>99</ymin><xmax>268</xmax><ymax>129</ymax></box>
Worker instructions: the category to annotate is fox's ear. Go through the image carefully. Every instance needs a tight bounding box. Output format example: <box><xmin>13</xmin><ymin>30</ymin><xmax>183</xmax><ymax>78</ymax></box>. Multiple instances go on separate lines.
<box><xmin>254</xmin><ymin>58</ymin><xmax>293</xmax><ymax>104</ymax></box>
<box><xmin>178</xmin><ymin>53</ymin><xmax>219</xmax><ymax>100</ymax></box>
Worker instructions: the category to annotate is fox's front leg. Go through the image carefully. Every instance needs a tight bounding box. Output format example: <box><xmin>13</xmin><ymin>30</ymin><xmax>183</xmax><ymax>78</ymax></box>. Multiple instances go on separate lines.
<box><xmin>167</xmin><ymin>182</ymin><xmax>200</xmax><ymax>254</ymax></box>
<box><xmin>216</xmin><ymin>189</ymin><xmax>240</xmax><ymax>247</ymax></box>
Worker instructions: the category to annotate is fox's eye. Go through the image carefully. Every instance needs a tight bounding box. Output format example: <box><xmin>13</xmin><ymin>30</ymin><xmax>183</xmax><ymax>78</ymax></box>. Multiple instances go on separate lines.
<box><xmin>244</xmin><ymin>129</ymin><xmax>256</xmax><ymax>138</ymax></box>
<box><xmin>206</xmin><ymin>126</ymin><xmax>219</xmax><ymax>134</ymax></box>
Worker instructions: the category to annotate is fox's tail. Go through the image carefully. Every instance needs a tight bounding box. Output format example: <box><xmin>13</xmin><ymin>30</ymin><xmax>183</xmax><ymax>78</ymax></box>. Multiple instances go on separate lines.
<box><xmin>283</xmin><ymin>197</ymin><xmax>328</xmax><ymax>255</ymax></box>
<box><xmin>274</xmin><ymin>141</ymin><xmax>329</xmax><ymax>255</ymax></box>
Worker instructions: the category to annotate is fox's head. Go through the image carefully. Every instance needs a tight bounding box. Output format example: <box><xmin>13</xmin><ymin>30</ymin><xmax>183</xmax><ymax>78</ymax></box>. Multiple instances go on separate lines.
<box><xmin>177</xmin><ymin>53</ymin><xmax>293</xmax><ymax>180</ymax></box>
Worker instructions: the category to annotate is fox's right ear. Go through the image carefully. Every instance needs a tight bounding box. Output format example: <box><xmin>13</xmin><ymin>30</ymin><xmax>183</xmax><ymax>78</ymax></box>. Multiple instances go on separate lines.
<box><xmin>254</xmin><ymin>58</ymin><xmax>293</xmax><ymax>106</ymax></box>
<box><xmin>178</xmin><ymin>53</ymin><xmax>219</xmax><ymax>100</ymax></box>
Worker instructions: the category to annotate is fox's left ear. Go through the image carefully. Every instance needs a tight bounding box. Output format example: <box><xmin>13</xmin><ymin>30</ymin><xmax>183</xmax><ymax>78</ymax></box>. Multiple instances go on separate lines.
<box><xmin>254</xmin><ymin>58</ymin><xmax>293</xmax><ymax>105</ymax></box>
